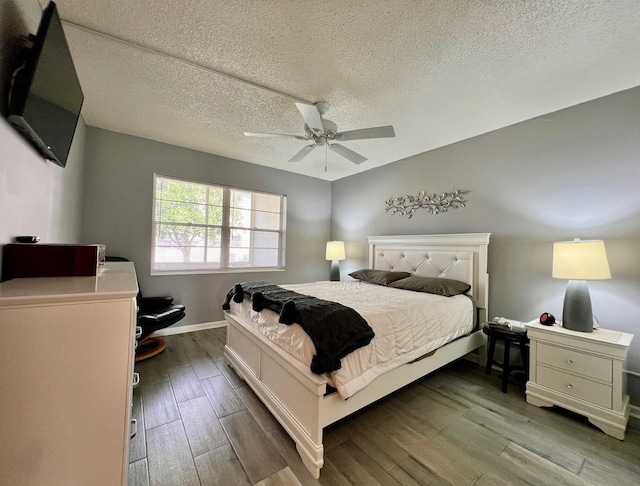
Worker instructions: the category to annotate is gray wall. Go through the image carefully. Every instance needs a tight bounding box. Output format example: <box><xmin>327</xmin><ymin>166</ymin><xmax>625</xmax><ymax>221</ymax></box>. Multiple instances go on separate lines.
<box><xmin>0</xmin><ymin>0</ymin><xmax>85</xmax><ymax>273</ymax></box>
<box><xmin>81</xmin><ymin>127</ymin><xmax>332</xmax><ymax>326</ymax></box>
<box><xmin>332</xmin><ymin>86</ymin><xmax>640</xmax><ymax>404</ymax></box>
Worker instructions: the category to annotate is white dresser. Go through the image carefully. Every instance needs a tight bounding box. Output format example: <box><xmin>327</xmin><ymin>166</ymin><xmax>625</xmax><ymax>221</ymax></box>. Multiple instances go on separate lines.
<box><xmin>0</xmin><ymin>262</ymin><xmax>138</xmax><ymax>485</ymax></box>
<box><xmin>526</xmin><ymin>321</ymin><xmax>633</xmax><ymax>439</ymax></box>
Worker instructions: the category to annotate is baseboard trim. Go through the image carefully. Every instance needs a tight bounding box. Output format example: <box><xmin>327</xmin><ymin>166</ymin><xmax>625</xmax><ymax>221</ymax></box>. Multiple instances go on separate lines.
<box><xmin>155</xmin><ymin>321</ymin><xmax>226</xmax><ymax>336</ymax></box>
<box><xmin>630</xmin><ymin>404</ymin><xmax>640</xmax><ymax>420</ymax></box>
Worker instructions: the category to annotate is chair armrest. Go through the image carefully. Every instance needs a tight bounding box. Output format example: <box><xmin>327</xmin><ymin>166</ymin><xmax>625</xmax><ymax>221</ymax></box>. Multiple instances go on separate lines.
<box><xmin>138</xmin><ymin>304</ymin><xmax>186</xmax><ymax>335</ymax></box>
<box><xmin>139</xmin><ymin>296</ymin><xmax>174</xmax><ymax>313</ymax></box>
<box><xmin>139</xmin><ymin>304</ymin><xmax>185</xmax><ymax>322</ymax></box>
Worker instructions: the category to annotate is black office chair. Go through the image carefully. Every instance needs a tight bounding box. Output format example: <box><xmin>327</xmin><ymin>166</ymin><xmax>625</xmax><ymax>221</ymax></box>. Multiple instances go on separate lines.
<box><xmin>106</xmin><ymin>257</ymin><xmax>186</xmax><ymax>361</ymax></box>
<box><xmin>136</xmin><ymin>295</ymin><xmax>186</xmax><ymax>361</ymax></box>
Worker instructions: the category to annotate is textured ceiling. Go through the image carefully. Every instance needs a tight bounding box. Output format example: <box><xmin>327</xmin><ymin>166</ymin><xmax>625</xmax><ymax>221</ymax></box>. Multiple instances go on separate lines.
<box><xmin>44</xmin><ymin>0</ymin><xmax>640</xmax><ymax>181</ymax></box>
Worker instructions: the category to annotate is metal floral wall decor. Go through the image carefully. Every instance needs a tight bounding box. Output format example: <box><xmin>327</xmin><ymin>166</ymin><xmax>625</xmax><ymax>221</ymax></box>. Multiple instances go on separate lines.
<box><xmin>385</xmin><ymin>190</ymin><xmax>468</xmax><ymax>218</ymax></box>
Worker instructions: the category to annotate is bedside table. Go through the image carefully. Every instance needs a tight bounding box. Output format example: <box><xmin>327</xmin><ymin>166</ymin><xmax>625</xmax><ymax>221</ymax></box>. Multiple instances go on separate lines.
<box><xmin>526</xmin><ymin>321</ymin><xmax>633</xmax><ymax>439</ymax></box>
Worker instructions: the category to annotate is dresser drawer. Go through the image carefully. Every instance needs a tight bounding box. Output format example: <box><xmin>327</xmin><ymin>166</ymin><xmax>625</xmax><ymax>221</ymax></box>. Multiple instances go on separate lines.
<box><xmin>537</xmin><ymin>365</ymin><xmax>612</xmax><ymax>408</ymax></box>
<box><xmin>537</xmin><ymin>343</ymin><xmax>612</xmax><ymax>382</ymax></box>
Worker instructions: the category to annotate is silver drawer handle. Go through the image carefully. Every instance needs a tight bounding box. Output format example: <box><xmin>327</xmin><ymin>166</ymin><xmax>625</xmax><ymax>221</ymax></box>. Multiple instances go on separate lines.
<box><xmin>566</xmin><ymin>383</ymin><xmax>573</xmax><ymax>389</ymax></box>
<box><xmin>130</xmin><ymin>418</ymin><xmax>137</xmax><ymax>439</ymax></box>
<box><xmin>133</xmin><ymin>372</ymin><xmax>140</xmax><ymax>388</ymax></box>
<box><xmin>567</xmin><ymin>359</ymin><xmax>574</xmax><ymax>364</ymax></box>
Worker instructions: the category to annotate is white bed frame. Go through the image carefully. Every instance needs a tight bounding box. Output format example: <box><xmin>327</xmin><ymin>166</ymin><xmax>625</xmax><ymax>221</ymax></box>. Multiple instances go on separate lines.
<box><xmin>224</xmin><ymin>233</ymin><xmax>490</xmax><ymax>478</ymax></box>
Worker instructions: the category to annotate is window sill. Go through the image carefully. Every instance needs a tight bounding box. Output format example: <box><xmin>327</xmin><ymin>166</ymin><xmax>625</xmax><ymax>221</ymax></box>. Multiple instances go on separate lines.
<box><xmin>150</xmin><ymin>267</ymin><xmax>285</xmax><ymax>277</ymax></box>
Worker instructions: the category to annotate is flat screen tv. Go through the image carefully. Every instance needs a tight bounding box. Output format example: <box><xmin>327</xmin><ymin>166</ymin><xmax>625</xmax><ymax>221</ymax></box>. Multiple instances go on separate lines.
<box><xmin>7</xmin><ymin>1</ymin><xmax>84</xmax><ymax>168</ymax></box>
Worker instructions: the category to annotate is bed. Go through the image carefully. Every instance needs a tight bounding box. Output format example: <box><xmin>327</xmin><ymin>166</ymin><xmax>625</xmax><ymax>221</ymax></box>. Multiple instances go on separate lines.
<box><xmin>223</xmin><ymin>233</ymin><xmax>490</xmax><ymax>478</ymax></box>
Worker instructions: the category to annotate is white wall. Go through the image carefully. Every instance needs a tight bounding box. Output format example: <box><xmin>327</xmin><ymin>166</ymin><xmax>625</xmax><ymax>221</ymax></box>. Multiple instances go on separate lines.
<box><xmin>331</xmin><ymin>86</ymin><xmax>640</xmax><ymax>404</ymax></box>
<box><xmin>0</xmin><ymin>119</ymin><xmax>53</xmax><ymax>243</ymax></box>
<box><xmin>46</xmin><ymin>119</ymin><xmax>85</xmax><ymax>243</ymax></box>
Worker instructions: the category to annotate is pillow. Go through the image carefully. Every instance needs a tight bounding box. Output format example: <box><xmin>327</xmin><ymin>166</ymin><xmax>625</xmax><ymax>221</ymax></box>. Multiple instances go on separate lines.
<box><xmin>348</xmin><ymin>269</ymin><xmax>410</xmax><ymax>286</ymax></box>
<box><xmin>389</xmin><ymin>276</ymin><xmax>471</xmax><ymax>296</ymax></box>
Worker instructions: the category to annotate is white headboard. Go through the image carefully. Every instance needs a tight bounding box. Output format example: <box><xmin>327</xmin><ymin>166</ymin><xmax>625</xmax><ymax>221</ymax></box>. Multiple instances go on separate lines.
<box><xmin>368</xmin><ymin>233</ymin><xmax>490</xmax><ymax>317</ymax></box>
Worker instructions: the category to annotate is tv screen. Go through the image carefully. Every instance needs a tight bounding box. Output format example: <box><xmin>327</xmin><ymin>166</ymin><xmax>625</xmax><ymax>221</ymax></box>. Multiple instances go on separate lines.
<box><xmin>7</xmin><ymin>1</ymin><xmax>84</xmax><ymax>168</ymax></box>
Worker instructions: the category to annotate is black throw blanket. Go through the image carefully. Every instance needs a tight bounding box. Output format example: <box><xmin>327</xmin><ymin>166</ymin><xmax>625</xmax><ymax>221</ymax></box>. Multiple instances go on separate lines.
<box><xmin>222</xmin><ymin>281</ymin><xmax>375</xmax><ymax>374</ymax></box>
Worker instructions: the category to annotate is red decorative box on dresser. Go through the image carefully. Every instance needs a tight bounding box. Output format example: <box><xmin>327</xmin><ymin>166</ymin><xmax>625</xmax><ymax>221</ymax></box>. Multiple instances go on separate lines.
<box><xmin>2</xmin><ymin>243</ymin><xmax>105</xmax><ymax>281</ymax></box>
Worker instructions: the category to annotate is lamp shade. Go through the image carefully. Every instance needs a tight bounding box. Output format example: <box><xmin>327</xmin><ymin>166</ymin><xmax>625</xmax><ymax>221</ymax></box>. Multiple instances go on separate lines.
<box><xmin>325</xmin><ymin>241</ymin><xmax>345</xmax><ymax>261</ymax></box>
<box><xmin>552</xmin><ymin>240</ymin><xmax>611</xmax><ymax>281</ymax></box>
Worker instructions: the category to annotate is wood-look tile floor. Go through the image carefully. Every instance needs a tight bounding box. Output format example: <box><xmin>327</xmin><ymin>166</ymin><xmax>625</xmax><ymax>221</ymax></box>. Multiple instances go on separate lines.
<box><xmin>129</xmin><ymin>327</ymin><xmax>640</xmax><ymax>486</ymax></box>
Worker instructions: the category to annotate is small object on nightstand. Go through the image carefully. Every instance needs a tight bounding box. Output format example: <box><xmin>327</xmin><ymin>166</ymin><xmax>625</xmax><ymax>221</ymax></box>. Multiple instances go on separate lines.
<box><xmin>539</xmin><ymin>312</ymin><xmax>555</xmax><ymax>325</ymax></box>
<box><xmin>489</xmin><ymin>317</ymin><xmax>527</xmax><ymax>333</ymax></box>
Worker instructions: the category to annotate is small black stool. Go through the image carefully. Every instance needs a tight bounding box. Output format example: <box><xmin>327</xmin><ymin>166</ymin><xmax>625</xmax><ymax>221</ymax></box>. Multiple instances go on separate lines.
<box><xmin>483</xmin><ymin>326</ymin><xmax>529</xmax><ymax>392</ymax></box>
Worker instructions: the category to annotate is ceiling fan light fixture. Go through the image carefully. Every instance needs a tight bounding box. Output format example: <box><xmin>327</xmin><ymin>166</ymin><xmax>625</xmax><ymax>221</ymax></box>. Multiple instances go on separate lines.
<box><xmin>321</xmin><ymin>119</ymin><xmax>337</xmax><ymax>133</ymax></box>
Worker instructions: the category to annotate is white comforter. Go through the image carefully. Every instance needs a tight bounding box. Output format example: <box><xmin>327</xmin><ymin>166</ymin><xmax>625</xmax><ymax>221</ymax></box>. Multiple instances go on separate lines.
<box><xmin>228</xmin><ymin>280</ymin><xmax>474</xmax><ymax>399</ymax></box>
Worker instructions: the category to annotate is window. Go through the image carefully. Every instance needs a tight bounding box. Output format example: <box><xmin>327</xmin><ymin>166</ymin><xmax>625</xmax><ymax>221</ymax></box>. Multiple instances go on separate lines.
<box><xmin>152</xmin><ymin>174</ymin><xmax>286</xmax><ymax>274</ymax></box>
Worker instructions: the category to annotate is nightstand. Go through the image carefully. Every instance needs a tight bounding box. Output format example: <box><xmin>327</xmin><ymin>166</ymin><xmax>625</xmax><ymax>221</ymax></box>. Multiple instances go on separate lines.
<box><xmin>526</xmin><ymin>321</ymin><xmax>633</xmax><ymax>439</ymax></box>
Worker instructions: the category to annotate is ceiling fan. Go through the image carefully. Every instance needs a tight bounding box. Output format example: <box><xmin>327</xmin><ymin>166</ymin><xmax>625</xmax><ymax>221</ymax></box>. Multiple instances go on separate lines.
<box><xmin>244</xmin><ymin>101</ymin><xmax>395</xmax><ymax>164</ymax></box>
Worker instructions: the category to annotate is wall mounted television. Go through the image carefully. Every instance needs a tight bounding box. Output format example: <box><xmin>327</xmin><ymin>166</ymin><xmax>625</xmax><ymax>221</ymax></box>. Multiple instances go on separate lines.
<box><xmin>7</xmin><ymin>1</ymin><xmax>84</xmax><ymax>168</ymax></box>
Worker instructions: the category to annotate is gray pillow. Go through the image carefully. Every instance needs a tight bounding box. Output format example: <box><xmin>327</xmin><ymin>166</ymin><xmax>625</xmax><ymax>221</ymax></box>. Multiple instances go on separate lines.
<box><xmin>389</xmin><ymin>276</ymin><xmax>471</xmax><ymax>296</ymax></box>
<box><xmin>348</xmin><ymin>269</ymin><xmax>410</xmax><ymax>286</ymax></box>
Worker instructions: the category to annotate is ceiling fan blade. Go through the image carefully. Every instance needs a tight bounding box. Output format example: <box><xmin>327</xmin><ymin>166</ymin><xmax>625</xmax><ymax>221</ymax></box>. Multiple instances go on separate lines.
<box><xmin>329</xmin><ymin>143</ymin><xmax>367</xmax><ymax>164</ymax></box>
<box><xmin>295</xmin><ymin>102</ymin><xmax>324</xmax><ymax>136</ymax></box>
<box><xmin>333</xmin><ymin>125</ymin><xmax>395</xmax><ymax>141</ymax></box>
<box><xmin>289</xmin><ymin>144</ymin><xmax>316</xmax><ymax>163</ymax></box>
<box><xmin>244</xmin><ymin>132</ymin><xmax>307</xmax><ymax>140</ymax></box>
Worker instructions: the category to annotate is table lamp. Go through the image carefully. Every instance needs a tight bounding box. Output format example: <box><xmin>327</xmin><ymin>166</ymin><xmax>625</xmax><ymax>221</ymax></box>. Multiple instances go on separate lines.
<box><xmin>552</xmin><ymin>239</ymin><xmax>611</xmax><ymax>332</ymax></box>
<box><xmin>326</xmin><ymin>241</ymin><xmax>345</xmax><ymax>281</ymax></box>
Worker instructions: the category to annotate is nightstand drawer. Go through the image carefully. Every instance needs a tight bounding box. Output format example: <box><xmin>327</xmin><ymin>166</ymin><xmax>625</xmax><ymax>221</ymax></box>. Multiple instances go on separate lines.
<box><xmin>537</xmin><ymin>365</ymin><xmax>612</xmax><ymax>408</ymax></box>
<box><xmin>537</xmin><ymin>343</ymin><xmax>612</xmax><ymax>382</ymax></box>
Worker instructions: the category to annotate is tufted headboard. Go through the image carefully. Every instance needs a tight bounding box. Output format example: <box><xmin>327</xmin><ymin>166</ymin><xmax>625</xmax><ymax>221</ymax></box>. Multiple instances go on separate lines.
<box><xmin>368</xmin><ymin>233</ymin><xmax>490</xmax><ymax>320</ymax></box>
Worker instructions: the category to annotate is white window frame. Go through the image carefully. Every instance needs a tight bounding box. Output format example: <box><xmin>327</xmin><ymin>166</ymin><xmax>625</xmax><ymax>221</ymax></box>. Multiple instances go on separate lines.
<box><xmin>151</xmin><ymin>174</ymin><xmax>286</xmax><ymax>275</ymax></box>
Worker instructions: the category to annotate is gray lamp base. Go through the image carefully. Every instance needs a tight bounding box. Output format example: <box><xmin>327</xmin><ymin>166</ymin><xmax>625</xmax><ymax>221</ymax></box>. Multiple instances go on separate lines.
<box><xmin>562</xmin><ymin>279</ymin><xmax>593</xmax><ymax>332</ymax></box>
<box><xmin>329</xmin><ymin>260</ymin><xmax>341</xmax><ymax>281</ymax></box>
